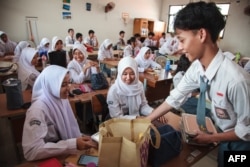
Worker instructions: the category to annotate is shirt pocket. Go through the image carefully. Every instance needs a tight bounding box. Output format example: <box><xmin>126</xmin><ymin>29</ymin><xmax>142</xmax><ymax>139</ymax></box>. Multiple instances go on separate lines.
<box><xmin>212</xmin><ymin>96</ymin><xmax>234</xmax><ymax>120</ymax></box>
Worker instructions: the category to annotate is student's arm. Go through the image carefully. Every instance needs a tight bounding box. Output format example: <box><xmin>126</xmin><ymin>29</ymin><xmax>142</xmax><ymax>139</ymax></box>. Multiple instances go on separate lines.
<box><xmin>146</xmin><ymin>101</ymin><xmax>173</xmax><ymax>121</ymax></box>
<box><xmin>68</xmin><ymin>66</ymin><xmax>86</xmax><ymax>84</ymax></box>
<box><xmin>140</xmin><ymin>90</ymin><xmax>154</xmax><ymax>116</ymax></box>
<box><xmin>22</xmin><ymin>107</ymin><xmax>78</xmax><ymax>161</ymax></box>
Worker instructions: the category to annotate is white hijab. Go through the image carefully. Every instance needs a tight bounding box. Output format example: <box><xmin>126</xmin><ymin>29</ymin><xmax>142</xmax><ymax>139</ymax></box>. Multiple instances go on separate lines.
<box><xmin>13</xmin><ymin>41</ymin><xmax>30</xmax><ymax>62</ymax></box>
<box><xmin>18</xmin><ymin>47</ymin><xmax>40</xmax><ymax>90</ymax></box>
<box><xmin>37</xmin><ymin>37</ymin><xmax>50</xmax><ymax>50</ymax></box>
<box><xmin>135</xmin><ymin>46</ymin><xmax>151</xmax><ymax>68</ymax></box>
<box><xmin>0</xmin><ymin>31</ymin><xmax>6</xmax><ymax>44</ymax></box>
<box><xmin>115</xmin><ymin>56</ymin><xmax>143</xmax><ymax>96</ymax></box>
<box><xmin>67</xmin><ymin>44</ymin><xmax>88</xmax><ymax>74</ymax></box>
<box><xmin>32</xmin><ymin>65</ymin><xmax>81</xmax><ymax>139</ymax></box>
<box><xmin>50</xmin><ymin>36</ymin><xmax>63</xmax><ymax>52</ymax></box>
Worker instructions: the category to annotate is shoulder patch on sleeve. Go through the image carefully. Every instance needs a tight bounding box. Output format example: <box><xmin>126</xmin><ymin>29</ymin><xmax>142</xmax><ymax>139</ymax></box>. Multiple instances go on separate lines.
<box><xmin>29</xmin><ymin>120</ymin><xmax>41</xmax><ymax>126</ymax></box>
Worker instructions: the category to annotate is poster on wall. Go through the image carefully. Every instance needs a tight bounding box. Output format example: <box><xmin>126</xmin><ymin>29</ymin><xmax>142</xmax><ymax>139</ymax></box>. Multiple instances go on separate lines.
<box><xmin>63</xmin><ymin>0</ymin><xmax>70</xmax><ymax>3</ymax></box>
<box><xmin>62</xmin><ymin>12</ymin><xmax>71</xmax><ymax>19</ymax></box>
<box><xmin>63</xmin><ymin>4</ymin><xmax>70</xmax><ymax>10</ymax></box>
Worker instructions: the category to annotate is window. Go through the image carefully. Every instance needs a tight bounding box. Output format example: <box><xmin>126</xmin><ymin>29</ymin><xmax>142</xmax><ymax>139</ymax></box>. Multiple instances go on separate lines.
<box><xmin>167</xmin><ymin>3</ymin><xmax>230</xmax><ymax>38</ymax></box>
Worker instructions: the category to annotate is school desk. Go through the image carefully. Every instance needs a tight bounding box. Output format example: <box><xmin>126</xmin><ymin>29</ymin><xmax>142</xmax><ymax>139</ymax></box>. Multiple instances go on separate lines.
<box><xmin>15</xmin><ymin>112</ymin><xmax>217</xmax><ymax>167</ymax></box>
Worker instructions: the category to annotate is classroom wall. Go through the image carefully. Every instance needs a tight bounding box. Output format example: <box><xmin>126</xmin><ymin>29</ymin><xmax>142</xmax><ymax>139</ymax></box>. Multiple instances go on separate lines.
<box><xmin>0</xmin><ymin>0</ymin><xmax>162</xmax><ymax>46</ymax></box>
<box><xmin>161</xmin><ymin>0</ymin><xmax>250</xmax><ymax>57</ymax></box>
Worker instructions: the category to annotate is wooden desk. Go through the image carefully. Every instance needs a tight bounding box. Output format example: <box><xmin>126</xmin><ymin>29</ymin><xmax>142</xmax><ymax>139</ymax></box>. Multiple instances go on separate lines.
<box><xmin>15</xmin><ymin>112</ymin><xmax>216</xmax><ymax>167</ymax></box>
<box><xmin>139</xmin><ymin>69</ymin><xmax>173</xmax><ymax>103</ymax></box>
<box><xmin>100</xmin><ymin>60</ymin><xmax>119</xmax><ymax>68</ymax></box>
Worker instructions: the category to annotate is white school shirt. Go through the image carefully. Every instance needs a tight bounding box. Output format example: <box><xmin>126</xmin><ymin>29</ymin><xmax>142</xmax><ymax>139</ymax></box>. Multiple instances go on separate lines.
<box><xmin>97</xmin><ymin>47</ymin><xmax>113</xmax><ymax>61</ymax></box>
<box><xmin>84</xmin><ymin>36</ymin><xmax>97</xmax><ymax>47</ymax></box>
<box><xmin>159</xmin><ymin>37</ymin><xmax>166</xmax><ymax>47</ymax></box>
<box><xmin>107</xmin><ymin>83</ymin><xmax>153</xmax><ymax>119</ymax></box>
<box><xmin>123</xmin><ymin>45</ymin><xmax>133</xmax><ymax>57</ymax></box>
<box><xmin>143</xmin><ymin>38</ymin><xmax>156</xmax><ymax>47</ymax></box>
<box><xmin>166</xmin><ymin>49</ymin><xmax>250</xmax><ymax>141</ymax></box>
<box><xmin>67</xmin><ymin>59</ymin><xmax>91</xmax><ymax>84</ymax></box>
<box><xmin>0</xmin><ymin>39</ymin><xmax>17</xmax><ymax>56</ymax></box>
<box><xmin>65</xmin><ymin>35</ymin><xmax>75</xmax><ymax>46</ymax></box>
<box><xmin>22</xmin><ymin>100</ymin><xmax>77</xmax><ymax>161</ymax></box>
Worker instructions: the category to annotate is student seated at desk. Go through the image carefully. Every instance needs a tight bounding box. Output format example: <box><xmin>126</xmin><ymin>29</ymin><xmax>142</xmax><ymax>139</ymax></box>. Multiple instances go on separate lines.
<box><xmin>158</xmin><ymin>33</ymin><xmax>181</xmax><ymax>56</ymax></box>
<box><xmin>123</xmin><ymin>37</ymin><xmax>136</xmax><ymax>58</ymax></box>
<box><xmin>83</xmin><ymin>29</ymin><xmax>98</xmax><ymax>48</ymax></box>
<box><xmin>13</xmin><ymin>40</ymin><xmax>30</xmax><ymax>63</ymax></box>
<box><xmin>18</xmin><ymin>47</ymin><xmax>40</xmax><ymax>91</ymax></box>
<box><xmin>146</xmin><ymin>2</ymin><xmax>250</xmax><ymax>167</ymax></box>
<box><xmin>74</xmin><ymin>32</ymin><xmax>83</xmax><ymax>45</ymax></box>
<box><xmin>67</xmin><ymin>44</ymin><xmax>99</xmax><ymax>84</ymax></box>
<box><xmin>22</xmin><ymin>65</ymin><xmax>97</xmax><ymax>161</ymax></box>
<box><xmin>107</xmin><ymin>56</ymin><xmax>153</xmax><ymax>119</ymax></box>
<box><xmin>48</xmin><ymin>36</ymin><xmax>67</xmax><ymax>67</ymax></box>
<box><xmin>65</xmin><ymin>28</ymin><xmax>75</xmax><ymax>48</ymax></box>
<box><xmin>98</xmin><ymin>39</ymin><xmax>116</xmax><ymax>77</ymax></box>
<box><xmin>135</xmin><ymin>46</ymin><xmax>161</xmax><ymax>73</ymax></box>
<box><xmin>37</xmin><ymin>37</ymin><xmax>50</xmax><ymax>60</ymax></box>
<box><xmin>0</xmin><ymin>31</ymin><xmax>17</xmax><ymax>58</ymax></box>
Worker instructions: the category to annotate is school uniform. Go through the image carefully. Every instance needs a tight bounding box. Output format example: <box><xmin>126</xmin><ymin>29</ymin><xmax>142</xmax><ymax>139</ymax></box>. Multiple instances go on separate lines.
<box><xmin>159</xmin><ymin>37</ymin><xmax>179</xmax><ymax>55</ymax></box>
<box><xmin>159</xmin><ymin>37</ymin><xmax>166</xmax><ymax>48</ymax></box>
<box><xmin>22</xmin><ymin>65</ymin><xmax>81</xmax><ymax>161</ymax></box>
<box><xmin>18</xmin><ymin>47</ymin><xmax>40</xmax><ymax>91</ymax></box>
<box><xmin>0</xmin><ymin>31</ymin><xmax>17</xmax><ymax>56</ymax></box>
<box><xmin>135</xmin><ymin>47</ymin><xmax>161</xmax><ymax>72</ymax></box>
<box><xmin>13</xmin><ymin>41</ymin><xmax>30</xmax><ymax>62</ymax></box>
<box><xmin>65</xmin><ymin>35</ymin><xmax>75</xmax><ymax>47</ymax></box>
<box><xmin>123</xmin><ymin>44</ymin><xmax>134</xmax><ymax>57</ymax></box>
<box><xmin>37</xmin><ymin>37</ymin><xmax>50</xmax><ymax>58</ymax></box>
<box><xmin>107</xmin><ymin>57</ymin><xmax>153</xmax><ymax>119</ymax></box>
<box><xmin>166</xmin><ymin>49</ymin><xmax>250</xmax><ymax>165</ymax></box>
<box><xmin>84</xmin><ymin>36</ymin><xmax>98</xmax><ymax>47</ymax></box>
<box><xmin>67</xmin><ymin>44</ymin><xmax>91</xmax><ymax>84</ymax></box>
<box><xmin>143</xmin><ymin>38</ymin><xmax>156</xmax><ymax>47</ymax></box>
<box><xmin>98</xmin><ymin>39</ymin><xmax>114</xmax><ymax>77</ymax></box>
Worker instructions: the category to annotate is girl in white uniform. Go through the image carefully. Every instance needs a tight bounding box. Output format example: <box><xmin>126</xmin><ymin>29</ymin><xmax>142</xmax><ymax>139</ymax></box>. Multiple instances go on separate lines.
<box><xmin>135</xmin><ymin>46</ymin><xmax>161</xmax><ymax>73</ymax></box>
<box><xmin>107</xmin><ymin>56</ymin><xmax>153</xmax><ymax>119</ymax></box>
<box><xmin>0</xmin><ymin>31</ymin><xmax>17</xmax><ymax>57</ymax></box>
<box><xmin>18</xmin><ymin>47</ymin><xmax>40</xmax><ymax>91</ymax></box>
<box><xmin>22</xmin><ymin>65</ymin><xmax>97</xmax><ymax>161</ymax></box>
<box><xmin>146</xmin><ymin>2</ymin><xmax>250</xmax><ymax>167</ymax></box>
<box><xmin>13</xmin><ymin>41</ymin><xmax>30</xmax><ymax>63</ymax></box>
<box><xmin>67</xmin><ymin>44</ymin><xmax>99</xmax><ymax>84</ymax></box>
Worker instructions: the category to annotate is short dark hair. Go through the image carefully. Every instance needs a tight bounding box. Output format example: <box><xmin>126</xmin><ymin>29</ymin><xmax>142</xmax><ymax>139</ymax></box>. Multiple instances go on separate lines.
<box><xmin>148</xmin><ymin>32</ymin><xmax>155</xmax><ymax>36</ymax></box>
<box><xmin>162</xmin><ymin>32</ymin><xmax>166</xmax><ymax>36</ymax></box>
<box><xmin>68</xmin><ymin>28</ymin><xmax>74</xmax><ymax>33</ymax></box>
<box><xmin>76</xmin><ymin>33</ymin><xmax>82</xmax><ymax>39</ymax></box>
<box><xmin>174</xmin><ymin>1</ymin><xmax>226</xmax><ymax>43</ymax></box>
<box><xmin>88</xmin><ymin>30</ymin><xmax>95</xmax><ymax>35</ymax></box>
<box><xmin>134</xmin><ymin>33</ymin><xmax>141</xmax><ymax>38</ymax></box>
<box><xmin>119</xmin><ymin>31</ymin><xmax>125</xmax><ymax>35</ymax></box>
<box><xmin>127</xmin><ymin>37</ymin><xmax>136</xmax><ymax>45</ymax></box>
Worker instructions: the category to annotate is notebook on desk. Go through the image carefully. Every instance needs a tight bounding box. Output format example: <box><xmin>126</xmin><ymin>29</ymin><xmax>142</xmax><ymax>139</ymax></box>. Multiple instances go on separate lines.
<box><xmin>48</xmin><ymin>50</ymin><xmax>67</xmax><ymax>68</ymax></box>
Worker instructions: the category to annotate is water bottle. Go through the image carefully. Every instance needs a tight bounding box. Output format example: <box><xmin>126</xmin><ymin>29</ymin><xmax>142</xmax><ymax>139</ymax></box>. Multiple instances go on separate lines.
<box><xmin>165</xmin><ymin>59</ymin><xmax>171</xmax><ymax>71</ymax></box>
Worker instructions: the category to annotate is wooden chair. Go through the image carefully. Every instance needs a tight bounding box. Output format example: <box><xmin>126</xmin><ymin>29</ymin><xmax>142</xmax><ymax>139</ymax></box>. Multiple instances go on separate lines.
<box><xmin>69</xmin><ymin>100</ymin><xmax>84</xmax><ymax>132</ymax></box>
<box><xmin>91</xmin><ymin>93</ymin><xmax>108</xmax><ymax>132</ymax></box>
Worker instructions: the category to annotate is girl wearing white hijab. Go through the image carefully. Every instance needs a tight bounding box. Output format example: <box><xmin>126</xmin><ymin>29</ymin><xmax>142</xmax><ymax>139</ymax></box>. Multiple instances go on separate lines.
<box><xmin>107</xmin><ymin>57</ymin><xmax>153</xmax><ymax>119</ymax></box>
<box><xmin>135</xmin><ymin>46</ymin><xmax>161</xmax><ymax>73</ymax></box>
<box><xmin>13</xmin><ymin>41</ymin><xmax>30</xmax><ymax>63</ymax></box>
<box><xmin>22</xmin><ymin>65</ymin><xmax>97</xmax><ymax>161</ymax></box>
<box><xmin>0</xmin><ymin>31</ymin><xmax>17</xmax><ymax>57</ymax></box>
<box><xmin>49</xmin><ymin>36</ymin><xmax>64</xmax><ymax>52</ymax></box>
<box><xmin>67</xmin><ymin>44</ymin><xmax>99</xmax><ymax>83</ymax></box>
<box><xmin>37</xmin><ymin>37</ymin><xmax>50</xmax><ymax>58</ymax></box>
<box><xmin>18</xmin><ymin>47</ymin><xmax>40</xmax><ymax>91</ymax></box>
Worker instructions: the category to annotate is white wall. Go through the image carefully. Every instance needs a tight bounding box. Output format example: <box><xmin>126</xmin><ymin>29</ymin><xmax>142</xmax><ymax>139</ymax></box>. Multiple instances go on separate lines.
<box><xmin>0</xmin><ymin>0</ymin><xmax>162</xmax><ymax>46</ymax></box>
<box><xmin>161</xmin><ymin>0</ymin><xmax>250</xmax><ymax>57</ymax></box>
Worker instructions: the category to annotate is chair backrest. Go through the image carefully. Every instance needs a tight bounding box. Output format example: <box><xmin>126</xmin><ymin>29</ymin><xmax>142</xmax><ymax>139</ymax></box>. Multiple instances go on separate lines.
<box><xmin>48</xmin><ymin>50</ymin><xmax>67</xmax><ymax>68</ymax></box>
<box><xmin>91</xmin><ymin>93</ymin><xmax>109</xmax><ymax>131</ymax></box>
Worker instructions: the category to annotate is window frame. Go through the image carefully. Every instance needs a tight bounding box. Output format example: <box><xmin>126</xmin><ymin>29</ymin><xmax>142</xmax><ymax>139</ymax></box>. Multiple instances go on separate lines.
<box><xmin>167</xmin><ymin>3</ymin><xmax>230</xmax><ymax>39</ymax></box>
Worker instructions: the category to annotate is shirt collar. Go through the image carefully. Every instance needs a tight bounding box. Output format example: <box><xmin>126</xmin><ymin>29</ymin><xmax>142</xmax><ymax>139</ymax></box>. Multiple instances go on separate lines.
<box><xmin>205</xmin><ymin>49</ymin><xmax>224</xmax><ymax>81</ymax></box>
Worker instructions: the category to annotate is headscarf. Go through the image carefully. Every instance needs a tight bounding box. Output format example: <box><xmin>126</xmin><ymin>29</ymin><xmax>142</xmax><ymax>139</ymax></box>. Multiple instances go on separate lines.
<box><xmin>115</xmin><ymin>56</ymin><xmax>143</xmax><ymax>96</ymax></box>
<box><xmin>14</xmin><ymin>41</ymin><xmax>30</xmax><ymax>62</ymax></box>
<box><xmin>18</xmin><ymin>47</ymin><xmax>40</xmax><ymax>90</ymax></box>
<box><xmin>50</xmin><ymin>36</ymin><xmax>63</xmax><ymax>51</ymax></box>
<box><xmin>68</xmin><ymin>44</ymin><xmax>88</xmax><ymax>74</ymax></box>
<box><xmin>0</xmin><ymin>31</ymin><xmax>6</xmax><ymax>44</ymax></box>
<box><xmin>135</xmin><ymin>46</ymin><xmax>151</xmax><ymax>68</ymax></box>
<box><xmin>103</xmin><ymin>39</ymin><xmax>112</xmax><ymax>49</ymax></box>
<box><xmin>32</xmin><ymin>65</ymin><xmax>81</xmax><ymax>139</ymax></box>
<box><xmin>37</xmin><ymin>37</ymin><xmax>50</xmax><ymax>50</ymax></box>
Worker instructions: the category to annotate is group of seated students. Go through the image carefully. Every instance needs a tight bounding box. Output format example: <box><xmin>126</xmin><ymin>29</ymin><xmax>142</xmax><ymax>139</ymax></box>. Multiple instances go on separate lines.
<box><xmin>1</xmin><ymin>2</ymin><xmax>250</xmax><ymax>166</ymax></box>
